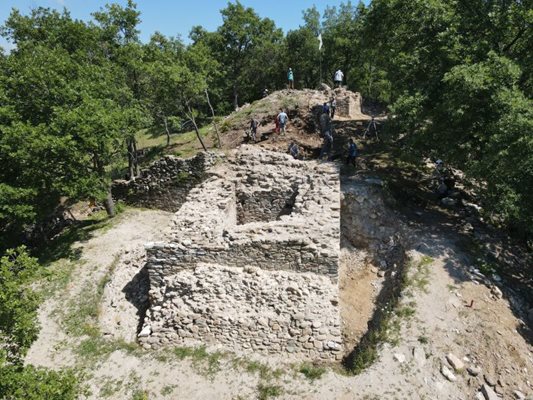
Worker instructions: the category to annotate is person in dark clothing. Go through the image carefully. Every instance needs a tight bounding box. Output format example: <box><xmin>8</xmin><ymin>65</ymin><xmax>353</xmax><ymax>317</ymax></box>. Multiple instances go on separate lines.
<box><xmin>322</xmin><ymin>102</ymin><xmax>330</xmax><ymax>115</ymax></box>
<box><xmin>330</xmin><ymin>98</ymin><xmax>337</xmax><ymax>119</ymax></box>
<box><xmin>288</xmin><ymin>142</ymin><xmax>299</xmax><ymax>159</ymax></box>
<box><xmin>346</xmin><ymin>138</ymin><xmax>357</xmax><ymax>166</ymax></box>
<box><xmin>319</xmin><ymin>130</ymin><xmax>333</xmax><ymax>160</ymax></box>
<box><xmin>249</xmin><ymin>118</ymin><xmax>259</xmax><ymax>142</ymax></box>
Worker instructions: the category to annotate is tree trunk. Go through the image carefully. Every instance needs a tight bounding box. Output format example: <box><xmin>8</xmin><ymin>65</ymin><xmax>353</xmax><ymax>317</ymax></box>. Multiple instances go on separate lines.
<box><xmin>133</xmin><ymin>139</ymin><xmax>139</xmax><ymax>177</ymax></box>
<box><xmin>205</xmin><ymin>89</ymin><xmax>221</xmax><ymax>148</ymax></box>
<box><xmin>94</xmin><ymin>152</ymin><xmax>116</xmax><ymax>217</ymax></box>
<box><xmin>127</xmin><ymin>138</ymin><xmax>135</xmax><ymax>180</ymax></box>
<box><xmin>126</xmin><ymin>136</ymin><xmax>139</xmax><ymax>180</ymax></box>
<box><xmin>103</xmin><ymin>188</ymin><xmax>115</xmax><ymax>217</ymax></box>
<box><xmin>186</xmin><ymin>104</ymin><xmax>207</xmax><ymax>152</ymax></box>
<box><xmin>163</xmin><ymin>116</ymin><xmax>171</xmax><ymax>147</ymax></box>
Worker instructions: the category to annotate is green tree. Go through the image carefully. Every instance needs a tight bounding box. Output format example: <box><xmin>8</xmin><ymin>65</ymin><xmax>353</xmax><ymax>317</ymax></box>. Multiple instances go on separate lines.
<box><xmin>0</xmin><ymin>5</ymin><xmax>145</xmax><ymax>238</ymax></box>
<box><xmin>285</xmin><ymin>28</ymin><xmax>321</xmax><ymax>89</ymax></box>
<box><xmin>193</xmin><ymin>1</ymin><xmax>283</xmax><ymax>109</ymax></box>
<box><xmin>361</xmin><ymin>0</ymin><xmax>533</xmax><ymax>240</ymax></box>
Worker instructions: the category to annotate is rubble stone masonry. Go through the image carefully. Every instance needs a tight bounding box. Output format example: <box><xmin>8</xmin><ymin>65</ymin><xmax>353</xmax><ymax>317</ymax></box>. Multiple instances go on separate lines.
<box><xmin>140</xmin><ymin>146</ymin><xmax>343</xmax><ymax>360</ymax></box>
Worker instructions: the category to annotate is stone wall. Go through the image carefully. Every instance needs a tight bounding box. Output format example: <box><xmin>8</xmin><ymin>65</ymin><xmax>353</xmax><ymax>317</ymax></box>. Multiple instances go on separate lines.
<box><xmin>334</xmin><ymin>88</ymin><xmax>367</xmax><ymax>120</ymax></box>
<box><xmin>112</xmin><ymin>152</ymin><xmax>220</xmax><ymax>212</ymax></box>
<box><xmin>140</xmin><ymin>146</ymin><xmax>343</xmax><ymax>360</ymax></box>
<box><xmin>140</xmin><ymin>264</ymin><xmax>342</xmax><ymax>359</ymax></box>
<box><xmin>236</xmin><ymin>185</ymin><xmax>298</xmax><ymax>224</ymax></box>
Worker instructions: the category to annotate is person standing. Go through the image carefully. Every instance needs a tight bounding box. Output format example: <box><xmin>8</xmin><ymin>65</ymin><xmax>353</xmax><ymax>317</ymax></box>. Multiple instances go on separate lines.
<box><xmin>346</xmin><ymin>138</ymin><xmax>357</xmax><ymax>166</ymax></box>
<box><xmin>319</xmin><ymin>130</ymin><xmax>333</xmax><ymax>160</ymax></box>
<box><xmin>277</xmin><ymin>109</ymin><xmax>289</xmax><ymax>136</ymax></box>
<box><xmin>322</xmin><ymin>102</ymin><xmax>330</xmax><ymax>115</ymax></box>
<box><xmin>288</xmin><ymin>142</ymin><xmax>299</xmax><ymax>159</ymax></box>
<box><xmin>249</xmin><ymin>118</ymin><xmax>259</xmax><ymax>142</ymax></box>
<box><xmin>334</xmin><ymin>69</ymin><xmax>344</xmax><ymax>88</ymax></box>
<box><xmin>330</xmin><ymin>97</ymin><xmax>337</xmax><ymax>119</ymax></box>
<box><xmin>287</xmin><ymin>68</ymin><xmax>294</xmax><ymax>90</ymax></box>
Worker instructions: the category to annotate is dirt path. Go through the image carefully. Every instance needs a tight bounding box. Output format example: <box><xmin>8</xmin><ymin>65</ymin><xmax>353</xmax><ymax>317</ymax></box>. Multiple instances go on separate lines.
<box><xmin>26</xmin><ymin>209</ymin><xmax>172</xmax><ymax>369</ymax></box>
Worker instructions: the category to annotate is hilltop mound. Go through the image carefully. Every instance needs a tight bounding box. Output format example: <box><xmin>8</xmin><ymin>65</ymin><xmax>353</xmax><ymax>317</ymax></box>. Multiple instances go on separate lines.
<box><xmin>219</xmin><ymin>87</ymin><xmax>371</xmax><ymax>150</ymax></box>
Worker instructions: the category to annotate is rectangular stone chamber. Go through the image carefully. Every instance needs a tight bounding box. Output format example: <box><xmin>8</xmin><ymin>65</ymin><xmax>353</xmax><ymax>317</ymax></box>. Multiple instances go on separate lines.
<box><xmin>140</xmin><ymin>146</ymin><xmax>343</xmax><ymax>361</ymax></box>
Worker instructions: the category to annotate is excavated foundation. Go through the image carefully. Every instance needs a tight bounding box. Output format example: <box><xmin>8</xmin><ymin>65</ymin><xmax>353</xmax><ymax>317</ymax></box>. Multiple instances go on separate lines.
<box><xmin>140</xmin><ymin>146</ymin><xmax>343</xmax><ymax>360</ymax></box>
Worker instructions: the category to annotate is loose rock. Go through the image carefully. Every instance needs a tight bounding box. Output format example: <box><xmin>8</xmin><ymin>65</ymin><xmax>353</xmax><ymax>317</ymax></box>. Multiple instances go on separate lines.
<box><xmin>413</xmin><ymin>347</ymin><xmax>426</xmax><ymax>365</ymax></box>
<box><xmin>441</xmin><ymin>365</ymin><xmax>457</xmax><ymax>382</ymax></box>
<box><xmin>481</xmin><ymin>384</ymin><xmax>499</xmax><ymax>400</ymax></box>
<box><xmin>468</xmin><ymin>366</ymin><xmax>482</xmax><ymax>377</ymax></box>
<box><xmin>513</xmin><ymin>390</ymin><xmax>525</xmax><ymax>400</ymax></box>
<box><xmin>491</xmin><ymin>286</ymin><xmax>503</xmax><ymax>299</ymax></box>
<box><xmin>484</xmin><ymin>375</ymin><xmax>498</xmax><ymax>387</ymax></box>
<box><xmin>446</xmin><ymin>353</ymin><xmax>465</xmax><ymax>372</ymax></box>
<box><xmin>393</xmin><ymin>353</ymin><xmax>406</xmax><ymax>363</ymax></box>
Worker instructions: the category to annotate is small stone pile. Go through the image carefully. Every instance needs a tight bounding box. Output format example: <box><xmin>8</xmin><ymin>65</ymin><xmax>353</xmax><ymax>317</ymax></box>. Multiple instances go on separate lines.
<box><xmin>140</xmin><ymin>146</ymin><xmax>343</xmax><ymax>360</ymax></box>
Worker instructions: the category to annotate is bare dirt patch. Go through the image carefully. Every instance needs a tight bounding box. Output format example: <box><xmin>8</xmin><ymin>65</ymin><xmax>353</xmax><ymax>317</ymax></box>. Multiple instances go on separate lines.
<box><xmin>339</xmin><ymin>243</ymin><xmax>381</xmax><ymax>351</ymax></box>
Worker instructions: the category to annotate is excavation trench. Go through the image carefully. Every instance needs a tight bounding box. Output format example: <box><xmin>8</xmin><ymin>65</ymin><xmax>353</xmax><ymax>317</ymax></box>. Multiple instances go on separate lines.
<box><xmin>339</xmin><ymin>177</ymin><xmax>408</xmax><ymax>371</ymax></box>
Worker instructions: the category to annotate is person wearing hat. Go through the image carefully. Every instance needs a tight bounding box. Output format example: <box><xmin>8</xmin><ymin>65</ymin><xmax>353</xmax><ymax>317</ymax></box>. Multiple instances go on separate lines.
<box><xmin>287</xmin><ymin>67</ymin><xmax>294</xmax><ymax>90</ymax></box>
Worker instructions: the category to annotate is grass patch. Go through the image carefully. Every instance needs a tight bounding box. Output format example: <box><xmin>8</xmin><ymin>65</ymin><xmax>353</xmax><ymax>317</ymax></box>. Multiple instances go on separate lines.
<box><xmin>135</xmin><ymin>125</ymin><xmax>213</xmax><ymax>164</ymax></box>
<box><xmin>131</xmin><ymin>390</ymin><xmax>149</xmax><ymax>400</ymax></box>
<box><xmin>34</xmin><ymin>259</ymin><xmax>81</xmax><ymax>300</ymax></box>
<box><xmin>298</xmin><ymin>363</ymin><xmax>326</xmax><ymax>381</ymax></box>
<box><xmin>160</xmin><ymin>385</ymin><xmax>176</xmax><ymax>396</ymax></box>
<box><xmin>61</xmin><ymin>254</ymin><xmax>120</xmax><ymax>339</ymax></box>
<box><xmin>418</xmin><ymin>335</ymin><xmax>429</xmax><ymax>344</ymax></box>
<box><xmin>396</xmin><ymin>305</ymin><xmax>416</xmax><ymax>318</ymax></box>
<box><xmin>52</xmin><ymin>252</ymin><xmax>145</xmax><ymax>365</ymax></box>
<box><xmin>174</xmin><ymin>170</ymin><xmax>191</xmax><ymax>183</ymax></box>
<box><xmin>405</xmin><ymin>256</ymin><xmax>433</xmax><ymax>294</ymax></box>
<box><xmin>231</xmin><ymin>358</ymin><xmax>283</xmax><ymax>381</ymax></box>
<box><xmin>159</xmin><ymin>346</ymin><xmax>225</xmax><ymax>377</ymax></box>
<box><xmin>99</xmin><ymin>378</ymin><xmax>123</xmax><ymax>398</ymax></box>
<box><xmin>257</xmin><ymin>383</ymin><xmax>282</xmax><ymax>400</ymax></box>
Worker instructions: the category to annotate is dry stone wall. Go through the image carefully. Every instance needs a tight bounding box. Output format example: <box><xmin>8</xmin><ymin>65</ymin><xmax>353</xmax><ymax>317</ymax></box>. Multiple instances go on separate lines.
<box><xmin>141</xmin><ymin>264</ymin><xmax>342</xmax><ymax>359</ymax></box>
<box><xmin>140</xmin><ymin>146</ymin><xmax>343</xmax><ymax>360</ymax></box>
<box><xmin>112</xmin><ymin>152</ymin><xmax>219</xmax><ymax>212</ymax></box>
<box><xmin>333</xmin><ymin>88</ymin><xmax>368</xmax><ymax>120</ymax></box>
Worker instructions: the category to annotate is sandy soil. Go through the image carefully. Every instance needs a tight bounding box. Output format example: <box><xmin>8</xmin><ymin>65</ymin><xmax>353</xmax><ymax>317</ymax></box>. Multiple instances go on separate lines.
<box><xmin>339</xmin><ymin>243</ymin><xmax>381</xmax><ymax>350</ymax></box>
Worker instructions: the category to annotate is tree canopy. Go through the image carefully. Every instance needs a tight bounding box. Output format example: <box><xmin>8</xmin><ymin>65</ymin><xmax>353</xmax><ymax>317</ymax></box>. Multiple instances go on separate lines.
<box><xmin>0</xmin><ymin>0</ymin><xmax>531</xmax><ymax>246</ymax></box>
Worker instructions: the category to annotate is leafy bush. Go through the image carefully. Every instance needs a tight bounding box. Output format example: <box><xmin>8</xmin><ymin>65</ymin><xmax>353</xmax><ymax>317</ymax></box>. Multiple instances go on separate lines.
<box><xmin>0</xmin><ymin>247</ymin><xmax>78</xmax><ymax>399</ymax></box>
<box><xmin>0</xmin><ymin>246</ymin><xmax>40</xmax><ymax>363</ymax></box>
<box><xmin>0</xmin><ymin>365</ymin><xmax>78</xmax><ymax>400</ymax></box>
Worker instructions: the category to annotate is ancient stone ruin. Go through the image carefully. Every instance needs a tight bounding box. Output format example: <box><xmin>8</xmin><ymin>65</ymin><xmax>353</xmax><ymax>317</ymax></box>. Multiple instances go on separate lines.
<box><xmin>334</xmin><ymin>88</ymin><xmax>367</xmax><ymax>120</ymax></box>
<box><xmin>140</xmin><ymin>146</ymin><xmax>343</xmax><ymax>360</ymax></box>
<box><xmin>112</xmin><ymin>152</ymin><xmax>219</xmax><ymax>212</ymax></box>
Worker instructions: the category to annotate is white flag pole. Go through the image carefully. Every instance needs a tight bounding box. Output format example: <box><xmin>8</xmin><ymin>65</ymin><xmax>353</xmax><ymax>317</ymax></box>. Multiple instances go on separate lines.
<box><xmin>318</xmin><ymin>33</ymin><xmax>323</xmax><ymax>84</ymax></box>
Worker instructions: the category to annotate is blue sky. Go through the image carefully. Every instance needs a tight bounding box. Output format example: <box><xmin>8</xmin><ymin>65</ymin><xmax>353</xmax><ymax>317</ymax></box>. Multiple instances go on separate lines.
<box><xmin>0</xmin><ymin>0</ymin><xmax>368</xmax><ymax>51</ymax></box>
